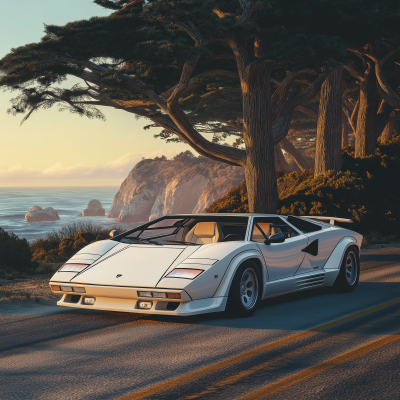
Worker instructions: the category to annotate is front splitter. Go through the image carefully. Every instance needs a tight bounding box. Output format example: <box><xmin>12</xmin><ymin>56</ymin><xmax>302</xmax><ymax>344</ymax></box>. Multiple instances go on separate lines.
<box><xmin>57</xmin><ymin>295</ymin><xmax>227</xmax><ymax>316</ymax></box>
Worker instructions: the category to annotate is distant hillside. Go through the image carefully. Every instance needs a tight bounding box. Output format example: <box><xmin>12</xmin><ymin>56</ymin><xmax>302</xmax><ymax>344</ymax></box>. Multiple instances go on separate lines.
<box><xmin>108</xmin><ymin>151</ymin><xmax>245</xmax><ymax>222</ymax></box>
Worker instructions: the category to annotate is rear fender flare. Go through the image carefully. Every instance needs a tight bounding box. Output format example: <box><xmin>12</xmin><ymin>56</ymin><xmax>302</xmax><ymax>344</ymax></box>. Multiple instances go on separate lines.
<box><xmin>324</xmin><ymin>236</ymin><xmax>359</xmax><ymax>270</ymax></box>
<box><xmin>213</xmin><ymin>250</ymin><xmax>266</xmax><ymax>298</ymax></box>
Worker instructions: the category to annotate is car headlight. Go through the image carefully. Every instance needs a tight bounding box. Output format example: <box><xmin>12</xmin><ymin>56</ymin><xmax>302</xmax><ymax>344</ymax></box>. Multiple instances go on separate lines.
<box><xmin>59</xmin><ymin>264</ymin><xmax>90</xmax><ymax>273</ymax></box>
<box><xmin>166</xmin><ymin>268</ymin><xmax>204</xmax><ymax>279</ymax></box>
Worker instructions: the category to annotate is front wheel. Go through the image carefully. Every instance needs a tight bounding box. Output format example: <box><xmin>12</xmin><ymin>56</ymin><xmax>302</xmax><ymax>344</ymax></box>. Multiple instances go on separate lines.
<box><xmin>226</xmin><ymin>261</ymin><xmax>261</xmax><ymax>317</ymax></box>
<box><xmin>333</xmin><ymin>246</ymin><xmax>360</xmax><ymax>292</ymax></box>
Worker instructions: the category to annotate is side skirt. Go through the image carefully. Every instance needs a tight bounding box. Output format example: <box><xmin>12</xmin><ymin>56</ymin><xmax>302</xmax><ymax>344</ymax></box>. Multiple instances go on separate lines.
<box><xmin>262</xmin><ymin>269</ymin><xmax>339</xmax><ymax>300</ymax></box>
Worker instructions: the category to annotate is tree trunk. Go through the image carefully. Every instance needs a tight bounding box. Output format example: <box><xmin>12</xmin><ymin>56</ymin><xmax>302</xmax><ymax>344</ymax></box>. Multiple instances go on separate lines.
<box><xmin>314</xmin><ymin>68</ymin><xmax>342</xmax><ymax>177</ymax></box>
<box><xmin>355</xmin><ymin>63</ymin><xmax>381</xmax><ymax>157</ymax></box>
<box><xmin>342</xmin><ymin>110</ymin><xmax>349</xmax><ymax>147</ymax></box>
<box><xmin>280</xmin><ymin>137</ymin><xmax>311</xmax><ymax>171</ymax></box>
<box><xmin>241</xmin><ymin>62</ymin><xmax>278</xmax><ymax>213</ymax></box>
<box><xmin>350</xmin><ymin>97</ymin><xmax>359</xmax><ymax>134</ymax></box>
<box><xmin>375</xmin><ymin>100</ymin><xmax>394</xmax><ymax>141</ymax></box>
<box><xmin>379</xmin><ymin>118</ymin><xmax>395</xmax><ymax>141</ymax></box>
<box><xmin>274</xmin><ymin>144</ymin><xmax>292</xmax><ymax>173</ymax></box>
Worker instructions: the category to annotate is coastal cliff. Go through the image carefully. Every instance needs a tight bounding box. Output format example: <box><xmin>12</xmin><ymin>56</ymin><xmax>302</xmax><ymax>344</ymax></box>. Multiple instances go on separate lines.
<box><xmin>107</xmin><ymin>152</ymin><xmax>244</xmax><ymax>222</ymax></box>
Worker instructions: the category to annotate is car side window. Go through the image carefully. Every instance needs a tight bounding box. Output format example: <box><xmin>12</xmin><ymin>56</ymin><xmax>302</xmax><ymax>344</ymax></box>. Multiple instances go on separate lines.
<box><xmin>251</xmin><ymin>217</ymin><xmax>299</xmax><ymax>243</ymax></box>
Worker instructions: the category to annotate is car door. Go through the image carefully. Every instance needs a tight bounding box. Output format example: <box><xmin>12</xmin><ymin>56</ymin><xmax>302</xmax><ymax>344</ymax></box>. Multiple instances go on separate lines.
<box><xmin>252</xmin><ymin>217</ymin><xmax>308</xmax><ymax>281</ymax></box>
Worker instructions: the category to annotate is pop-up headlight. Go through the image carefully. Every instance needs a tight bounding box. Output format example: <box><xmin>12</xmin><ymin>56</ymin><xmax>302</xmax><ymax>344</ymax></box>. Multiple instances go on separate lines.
<box><xmin>59</xmin><ymin>264</ymin><xmax>90</xmax><ymax>273</ymax></box>
<box><xmin>166</xmin><ymin>268</ymin><xmax>204</xmax><ymax>279</ymax></box>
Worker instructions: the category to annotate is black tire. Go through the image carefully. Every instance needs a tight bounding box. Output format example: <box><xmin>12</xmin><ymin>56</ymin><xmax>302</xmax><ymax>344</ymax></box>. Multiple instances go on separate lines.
<box><xmin>333</xmin><ymin>246</ymin><xmax>360</xmax><ymax>292</ymax></box>
<box><xmin>226</xmin><ymin>261</ymin><xmax>262</xmax><ymax>317</ymax></box>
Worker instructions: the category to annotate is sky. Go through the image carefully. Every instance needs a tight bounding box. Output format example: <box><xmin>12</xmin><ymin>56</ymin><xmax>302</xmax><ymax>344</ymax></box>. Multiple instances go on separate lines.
<box><xmin>0</xmin><ymin>0</ymin><xmax>191</xmax><ymax>186</ymax></box>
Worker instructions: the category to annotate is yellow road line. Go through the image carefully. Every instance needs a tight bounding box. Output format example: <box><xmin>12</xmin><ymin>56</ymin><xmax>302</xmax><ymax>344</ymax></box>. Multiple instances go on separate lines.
<box><xmin>179</xmin><ymin>303</ymin><xmax>400</xmax><ymax>400</ymax></box>
<box><xmin>179</xmin><ymin>334</ymin><xmax>341</xmax><ymax>400</ymax></box>
<box><xmin>118</xmin><ymin>297</ymin><xmax>400</xmax><ymax>400</ymax></box>
<box><xmin>238</xmin><ymin>329</ymin><xmax>400</xmax><ymax>400</ymax></box>
<box><xmin>361</xmin><ymin>262</ymin><xmax>400</xmax><ymax>274</ymax></box>
<box><xmin>310</xmin><ymin>297</ymin><xmax>400</xmax><ymax>332</ymax></box>
<box><xmin>119</xmin><ymin>331</ymin><xmax>312</xmax><ymax>400</ymax></box>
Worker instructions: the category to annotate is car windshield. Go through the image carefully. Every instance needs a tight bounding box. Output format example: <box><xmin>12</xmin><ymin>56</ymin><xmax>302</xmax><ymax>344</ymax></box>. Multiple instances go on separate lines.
<box><xmin>118</xmin><ymin>216</ymin><xmax>249</xmax><ymax>245</ymax></box>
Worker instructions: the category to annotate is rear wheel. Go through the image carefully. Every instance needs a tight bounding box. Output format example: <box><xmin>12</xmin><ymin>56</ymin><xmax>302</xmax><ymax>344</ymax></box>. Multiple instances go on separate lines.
<box><xmin>333</xmin><ymin>246</ymin><xmax>360</xmax><ymax>292</ymax></box>
<box><xmin>226</xmin><ymin>261</ymin><xmax>261</xmax><ymax>317</ymax></box>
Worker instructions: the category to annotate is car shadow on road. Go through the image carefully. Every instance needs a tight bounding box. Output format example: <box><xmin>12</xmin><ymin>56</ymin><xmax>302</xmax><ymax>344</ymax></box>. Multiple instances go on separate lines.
<box><xmin>144</xmin><ymin>281</ymin><xmax>400</xmax><ymax>331</ymax></box>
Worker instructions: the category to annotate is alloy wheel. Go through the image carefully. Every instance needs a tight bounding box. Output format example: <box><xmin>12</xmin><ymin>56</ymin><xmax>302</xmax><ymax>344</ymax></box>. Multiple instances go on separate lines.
<box><xmin>240</xmin><ymin>267</ymin><xmax>259</xmax><ymax>309</ymax></box>
<box><xmin>345</xmin><ymin>251</ymin><xmax>358</xmax><ymax>285</ymax></box>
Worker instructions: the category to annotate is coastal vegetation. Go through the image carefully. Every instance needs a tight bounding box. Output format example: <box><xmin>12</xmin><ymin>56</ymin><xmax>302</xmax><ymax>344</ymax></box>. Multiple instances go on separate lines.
<box><xmin>206</xmin><ymin>138</ymin><xmax>400</xmax><ymax>238</ymax></box>
<box><xmin>30</xmin><ymin>222</ymin><xmax>116</xmax><ymax>264</ymax></box>
<box><xmin>0</xmin><ymin>223</ymin><xmax>119</xmax><ymax>279</ymax></box>
<box><xmin>1</xmin><ymin>0</ymin><xmax>399</xmax><ymax>215</ymax></box>
<box><xmin>0</xmin><ymin>228</ymin><xmax>37</xmax><ymax>279</ymax></box>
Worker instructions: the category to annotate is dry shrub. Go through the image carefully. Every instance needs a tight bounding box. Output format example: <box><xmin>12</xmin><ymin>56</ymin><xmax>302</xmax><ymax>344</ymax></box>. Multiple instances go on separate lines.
<box><xmin>30</xmin><ymin>223</ymin><xmax>124</xmax><ymax>264</ymax></box>
<box><xmin>0</xmin><ymin>228</ymin><xmax>37</xmax><ymax>278</ymax></box>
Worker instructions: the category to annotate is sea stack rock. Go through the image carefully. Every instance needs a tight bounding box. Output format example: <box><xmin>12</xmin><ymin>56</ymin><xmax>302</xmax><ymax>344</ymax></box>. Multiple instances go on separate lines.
<box><xmin>25</xmin><ymin>206</ymin><xmax>60</xmax><ymax>222</ymax></box>
<box><xmin>82</xmin><ymin>200</ymin><xmax>106</xmax><ymax>217</ymax></box>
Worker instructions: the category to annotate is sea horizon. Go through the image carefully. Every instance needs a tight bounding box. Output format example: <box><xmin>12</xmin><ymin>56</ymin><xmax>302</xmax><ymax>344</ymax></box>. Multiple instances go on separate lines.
<box><xmin>0</xmin><ymin>186</ymin><xmax>139</xmax><ymax>241</ymax></box>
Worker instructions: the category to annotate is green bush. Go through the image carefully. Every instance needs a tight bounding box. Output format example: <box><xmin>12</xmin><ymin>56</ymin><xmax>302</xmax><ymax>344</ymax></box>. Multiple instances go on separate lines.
<box><xmin>0</xmin><ymin>228</ymin><xmax>37</xmax><ymax>277</ymax></box>
<box><xmin>363</xmin><ymin>232</ymin><xmax>397</xmax><ymax>245</ymax></box>
<box><xmin>30</xmin><ymin>223</ymin><xmax>123</xmax><ymax>264</ymax></box>
<box><xmin>204</xmin><ymin>180</ymin><xmax>249</xmax><ymax>214</ymax></box>
<box><xmin>31</xmin><ymin>230</ymin><xmax>109</xmax><ymax>263</ymax></box>
<box><xmin>206</xmin><ymin>138</ymin><xmax>400</xmax><ymax>236</ymax></box>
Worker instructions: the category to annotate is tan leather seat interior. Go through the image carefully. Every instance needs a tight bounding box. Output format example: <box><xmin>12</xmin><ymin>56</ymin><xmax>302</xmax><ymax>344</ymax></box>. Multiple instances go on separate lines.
<box><xmin>252</xmin><ymin>223</ymin><xmax>282</xmax><ymax>243</ymax></box>
<box><xmin>185</xmin><ymin>222</ymin><xmax>224</xmax><ymax>244</ymax></box>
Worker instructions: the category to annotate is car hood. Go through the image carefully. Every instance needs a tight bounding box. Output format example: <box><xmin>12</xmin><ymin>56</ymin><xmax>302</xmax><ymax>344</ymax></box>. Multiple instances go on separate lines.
<box><xmin>70</xmin><ymin>244</ymin><xmax>191</xmax><ymax>288</ymax></box>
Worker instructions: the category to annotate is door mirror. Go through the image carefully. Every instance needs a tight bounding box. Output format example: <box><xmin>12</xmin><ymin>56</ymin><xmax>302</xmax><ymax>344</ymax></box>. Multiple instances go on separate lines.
<box><xmin>264</xmin><ymin>232</ymin><xmax>285</xmax><ymax>245</ymax></box>
<box><xmin>109</xmin><ymin>230</ymin><xmax>120</xmax><ymax>238</ymax></box>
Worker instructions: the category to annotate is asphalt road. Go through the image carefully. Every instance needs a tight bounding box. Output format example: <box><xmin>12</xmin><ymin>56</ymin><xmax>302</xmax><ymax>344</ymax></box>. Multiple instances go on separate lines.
<box><xmin>1</xmin><ymin>248</ymin><xmax>400</xmax><ymax>400</ymax></box>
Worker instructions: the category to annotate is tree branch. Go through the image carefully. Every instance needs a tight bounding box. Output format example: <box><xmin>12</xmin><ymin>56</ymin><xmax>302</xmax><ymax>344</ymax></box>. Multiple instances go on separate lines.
<box><xmin>271</xmin><ymin>69</ymin><xmax>317</xmax><ymax>124</ymax></box>
<box><xmin>187</xmin><ymin>88</ymin><xmax>242</xmax><ymax>117</ymax></box>
<box><xmin>295</xmin><ymin>104</ymin><xmax>318</xmax><ymax>120</ymax></box>
<box><xmin>174</xmin><ymin>22</ymin><xmax>203</xmax><ymax>47</ymax></box>
<box><xmin>344</xmin><ymin>64</ymin><xmax>364</xmax><ymax>82</ymax></box>
<box><xmin>280</xmin><ymin>137</ymin><xmax>311</xmax><ymax>170</ymax></box>
<box><xmin>235</xmin><ymin>0</ymin><xmax>259</xmax><ymax>26</ymax></box>
<box><xmin>365</xmin><ymin>48</ymin><xmax>400</xmax><ymax>108</ymax></box>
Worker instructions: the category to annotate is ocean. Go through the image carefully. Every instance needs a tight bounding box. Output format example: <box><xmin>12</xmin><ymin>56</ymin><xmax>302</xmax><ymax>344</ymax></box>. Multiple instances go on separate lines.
<box><xmin>0</xmin><ymin>187</ymin><xmax>136</xmax><ymax>242</ymax></box>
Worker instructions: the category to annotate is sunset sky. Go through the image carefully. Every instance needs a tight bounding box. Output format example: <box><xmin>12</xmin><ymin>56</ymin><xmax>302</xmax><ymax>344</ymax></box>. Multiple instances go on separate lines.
<box><xmin>0</xmin><ymin>0</ymin><xmax>192</xmax><ymax>186</ymax></box>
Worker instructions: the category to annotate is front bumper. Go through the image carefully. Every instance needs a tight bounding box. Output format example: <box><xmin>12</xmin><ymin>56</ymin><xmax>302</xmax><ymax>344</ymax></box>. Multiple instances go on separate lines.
<box><xmin>50</xmin><ymin>281</ymin><xmax>227</xmax><ymax>316</ymax></box>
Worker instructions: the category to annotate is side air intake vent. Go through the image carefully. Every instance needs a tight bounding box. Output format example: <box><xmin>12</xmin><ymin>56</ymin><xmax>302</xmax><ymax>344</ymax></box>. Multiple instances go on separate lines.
<box><xmin>296</xmin><ymin>273</ymin><xmax>325</xmax><ymax>289</ymax></box>
<box><xmin>288</xmin><ymin>216</ymin><xmax>322</xmax><ymax>233</ymax></box>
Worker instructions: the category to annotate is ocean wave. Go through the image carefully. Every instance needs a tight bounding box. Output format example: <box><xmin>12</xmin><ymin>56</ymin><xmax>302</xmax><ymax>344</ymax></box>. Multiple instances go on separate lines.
<box><xmin>0</xmin><ymin>214</ymin><xmax>26</xmax><ymax>219</ymax></box>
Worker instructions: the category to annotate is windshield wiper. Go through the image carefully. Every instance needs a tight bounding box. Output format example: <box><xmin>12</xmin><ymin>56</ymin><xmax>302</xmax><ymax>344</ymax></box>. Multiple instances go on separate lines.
<box><xmin>165</xmin><ymin>240</ymin><xmax>197</xmax><ymax>245</ymax></box>
<box><xmin>127</xmin><ymin>237</ymin><xmax>161</xmax><ymax>245</ymax></box>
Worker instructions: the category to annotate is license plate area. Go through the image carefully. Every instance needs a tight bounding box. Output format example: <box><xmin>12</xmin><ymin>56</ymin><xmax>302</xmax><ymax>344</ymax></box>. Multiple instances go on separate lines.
<box><xmin>83</xmin><ymin>297</ymin><xmax>96</xmax><ymax>305</ymax></box>
<box><xmin>137</xmin><ymin>301</ymin><xmax>153</xmax><ymax>310</ymax></box>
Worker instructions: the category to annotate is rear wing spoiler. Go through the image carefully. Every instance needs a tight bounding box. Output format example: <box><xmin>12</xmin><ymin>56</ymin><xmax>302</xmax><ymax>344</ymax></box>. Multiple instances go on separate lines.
<box><xmin>301</xmin><ymin>216</ymin><xmax>353</xmax><ymax>224</ymax></box>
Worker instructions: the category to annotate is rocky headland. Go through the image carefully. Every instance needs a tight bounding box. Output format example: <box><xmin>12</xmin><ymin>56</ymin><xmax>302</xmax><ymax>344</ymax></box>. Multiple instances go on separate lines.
<box><xmin>107</xmin><ymin>152</ymin><xmax>245</xmax><ymax>223</ymax></box>
<box><xmin>25</xmin><ymin>206</ymin><xmax>60</xmax><ymax>222</ymax></box>
<box><xmin>81</xmin><ymin>200</ymin><xmax>105</xmax><ymax>217</ymax></box>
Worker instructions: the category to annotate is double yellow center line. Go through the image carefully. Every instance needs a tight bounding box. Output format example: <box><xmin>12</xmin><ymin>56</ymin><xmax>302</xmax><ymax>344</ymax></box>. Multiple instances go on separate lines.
<box><xmin>238</xmin><ymin>328</ymin><xmax>400</xmax><ymax>399</ymax></box>
<box><xmin>119</xmin><ymin>297</ymin><xmax>400</xmax><ymax>400</ymax></box>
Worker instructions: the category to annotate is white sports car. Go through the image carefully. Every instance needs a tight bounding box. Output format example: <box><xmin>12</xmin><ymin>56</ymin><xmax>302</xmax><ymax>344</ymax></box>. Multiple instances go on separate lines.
<box><xmin>49</xmin><ymin>214</ymin><xmax>362</xmax><ymax>317</ymax></box>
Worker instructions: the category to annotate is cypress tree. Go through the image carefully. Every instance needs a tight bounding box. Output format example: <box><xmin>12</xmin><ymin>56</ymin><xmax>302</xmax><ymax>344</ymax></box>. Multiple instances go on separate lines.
<box><xmin>0</xmin><ymin>0</ymin><xmax>364</xmax><ymax>212</ymax></box>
